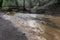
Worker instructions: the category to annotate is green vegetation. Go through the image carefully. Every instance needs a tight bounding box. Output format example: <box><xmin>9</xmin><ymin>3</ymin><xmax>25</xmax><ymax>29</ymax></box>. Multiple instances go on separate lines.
<box><xmin>1</xmin><ymin>0</ymin><xmax>55</xmax><ymax>11</ymax></box>
<box><xmin>2</xmin><ymin>0</ymin><xmax>9</xmax><ymax>10</ymax></box>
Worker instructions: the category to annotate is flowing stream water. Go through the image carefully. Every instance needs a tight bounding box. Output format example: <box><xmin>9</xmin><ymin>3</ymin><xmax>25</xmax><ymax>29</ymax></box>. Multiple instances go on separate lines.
<box><xmin>1</xmin><ymin>12</ymin><xmax>60</xmax><ymax>40</ymax></box>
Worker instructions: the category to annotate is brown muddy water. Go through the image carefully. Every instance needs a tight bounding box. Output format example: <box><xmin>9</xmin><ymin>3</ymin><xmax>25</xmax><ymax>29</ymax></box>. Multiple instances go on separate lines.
<box><xmin>1</xmin><ymin>13</ymin><xmax>60</xmax><ymax>40</ymax></box>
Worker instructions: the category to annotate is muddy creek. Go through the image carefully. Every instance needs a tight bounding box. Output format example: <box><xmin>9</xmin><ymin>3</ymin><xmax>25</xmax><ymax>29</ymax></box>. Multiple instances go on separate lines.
<box><xmin>2</xmin><ymin>13</ymin><xmax>60</xmax><ymax>40</ymax></box>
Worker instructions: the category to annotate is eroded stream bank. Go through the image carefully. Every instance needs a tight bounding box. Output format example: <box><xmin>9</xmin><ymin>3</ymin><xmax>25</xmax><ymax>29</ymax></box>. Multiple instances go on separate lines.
<box><xmin>1</xmin><ymin>13</ymin><xmax>60</xmax><ymax>40</ymax></box>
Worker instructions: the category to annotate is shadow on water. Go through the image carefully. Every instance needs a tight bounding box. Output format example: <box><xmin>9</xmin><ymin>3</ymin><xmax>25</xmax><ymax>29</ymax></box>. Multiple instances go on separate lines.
<box><xmin>0</xmin><ymin>17</ymin><xmax>28</xmax><ymax>40</ymax></box>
